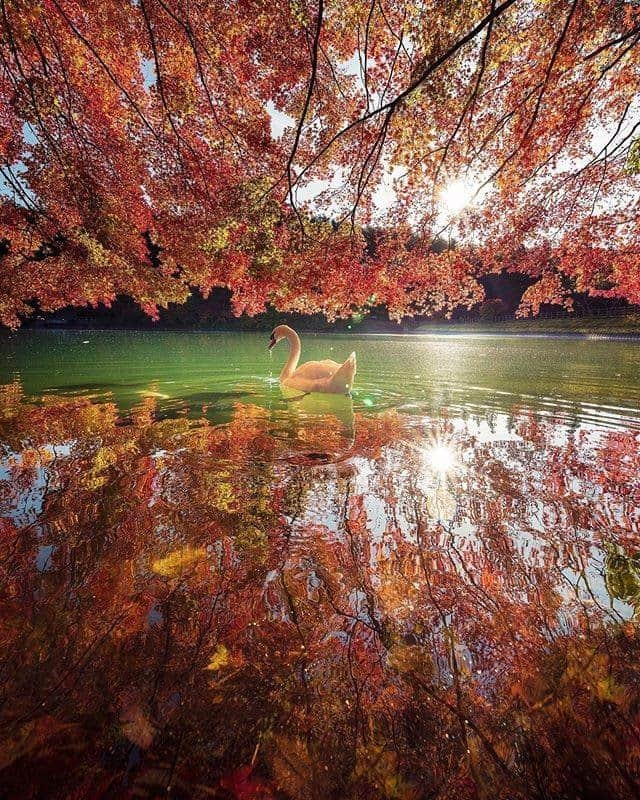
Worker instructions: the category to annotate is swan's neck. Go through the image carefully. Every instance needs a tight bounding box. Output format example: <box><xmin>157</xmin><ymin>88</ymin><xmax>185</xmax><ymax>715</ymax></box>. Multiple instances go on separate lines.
<box><xmin>280</xmin><ymin>329</ymin><xmax>301</xmax><ymax>381</ymax></box>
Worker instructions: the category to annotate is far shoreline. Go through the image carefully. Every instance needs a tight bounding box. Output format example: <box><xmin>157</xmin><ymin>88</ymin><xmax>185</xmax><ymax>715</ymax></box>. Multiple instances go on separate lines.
<box><xmin>4</xmin><ymin>324</ymin><xmax>640</xmax><ymax>342</ymax></box>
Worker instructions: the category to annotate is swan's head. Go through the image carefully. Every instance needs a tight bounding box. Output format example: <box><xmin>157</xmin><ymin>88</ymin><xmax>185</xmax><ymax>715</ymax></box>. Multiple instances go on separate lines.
<box><xmin>268</xmin><ymin>324</ymin><xmax>293</xmax><ymax>350</ymax></box>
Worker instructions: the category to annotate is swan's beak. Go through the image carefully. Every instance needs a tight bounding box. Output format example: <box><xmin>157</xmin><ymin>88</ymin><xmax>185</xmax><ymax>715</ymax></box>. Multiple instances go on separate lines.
<box><xmin>268</xmin><ymin>336</ymin><xmax>276</xmax><ymax>350</ymax></box>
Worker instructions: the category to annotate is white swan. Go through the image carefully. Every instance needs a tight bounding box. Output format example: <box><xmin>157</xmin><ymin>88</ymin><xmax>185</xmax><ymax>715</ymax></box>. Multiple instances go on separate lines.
<box><xmin>268</xmin><ymin>325</ymin><xmax>356</xmax><ymax>394</ymax></box>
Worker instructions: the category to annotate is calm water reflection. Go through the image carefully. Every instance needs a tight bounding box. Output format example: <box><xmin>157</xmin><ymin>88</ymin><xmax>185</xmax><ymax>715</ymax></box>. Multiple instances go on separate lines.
<box><xmin>0</xmin><ymin>331</ymin><xmax>639</xmax><ymax>799</ymax></box>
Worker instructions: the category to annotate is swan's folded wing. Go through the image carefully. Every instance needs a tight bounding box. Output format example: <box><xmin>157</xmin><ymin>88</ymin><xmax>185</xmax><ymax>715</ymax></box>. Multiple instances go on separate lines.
<box><xmin>290</xmin><ymin>359</ymin><xmax>341</xmax><ymax>380</ymax></box>
<box><xmin>326</xmin><ymin>353</ymin><xmax>356</xmax><ymax>393</ymax></box>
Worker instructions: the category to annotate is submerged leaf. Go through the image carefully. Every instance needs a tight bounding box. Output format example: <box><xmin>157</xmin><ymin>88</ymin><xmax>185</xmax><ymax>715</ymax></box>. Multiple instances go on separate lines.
<box><xmin>120</xmin><ymin>704</ymin><xmax>155</xmax><ymax>749</ymax></box>
<box><xmin>207</xmin><ymin>644</ymin><xmax>230</xmax><ymax>672</ymax></box>
<box><xmin>151</xmin><ymin>546</ymin><xmax>207</xmax><ymax>576</ymax></box>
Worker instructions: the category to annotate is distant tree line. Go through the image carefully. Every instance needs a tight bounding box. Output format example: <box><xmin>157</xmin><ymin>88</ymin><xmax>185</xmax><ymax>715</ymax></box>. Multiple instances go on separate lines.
<box><xmin>25</xmin><ymin>273</ymin><xmax>635</xmax><ymax>332</ymax></box>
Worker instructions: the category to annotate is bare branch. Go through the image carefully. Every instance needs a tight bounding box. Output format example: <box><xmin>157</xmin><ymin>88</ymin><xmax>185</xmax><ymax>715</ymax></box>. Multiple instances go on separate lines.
<box><xmin>285</xmin><ymin>0</ymin><xmax>324</xmax><ymax>236</ymax></box>
<box><xmin>584</xmin><ymin>22</ymin><xmax>640</xmax><ymax>61</ymax></box>
<box><xmin>292</xmin><ymin>0</ymin><xmax>519</xmax><ymax>192</ymax></box>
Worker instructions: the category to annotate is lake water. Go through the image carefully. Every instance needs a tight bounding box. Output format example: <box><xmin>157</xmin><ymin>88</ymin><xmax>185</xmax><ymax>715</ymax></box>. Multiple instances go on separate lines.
<box><xmin>1</xmin><ymin>331</ymin><xmax>639</xmax><ymax>799</ymax></box>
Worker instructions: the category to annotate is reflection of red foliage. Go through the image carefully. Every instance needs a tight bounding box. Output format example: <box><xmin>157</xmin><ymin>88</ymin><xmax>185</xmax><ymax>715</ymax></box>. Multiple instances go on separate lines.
<box><xmin>0</xmin><ymin>383</ymin><xmax>639</xmax><ymax>798</ymax></box>
<box><xmin>220</xmin><ymin>766</ymin><xmax>275</xmax><ymax>800</ymax></box>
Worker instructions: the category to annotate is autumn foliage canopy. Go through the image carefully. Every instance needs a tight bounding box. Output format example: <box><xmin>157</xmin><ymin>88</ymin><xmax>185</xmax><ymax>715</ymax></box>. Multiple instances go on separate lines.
<box><xmin>1</xmin><ymin>0</ymin><xmax>639</xmax><ymax>326</ymax></box>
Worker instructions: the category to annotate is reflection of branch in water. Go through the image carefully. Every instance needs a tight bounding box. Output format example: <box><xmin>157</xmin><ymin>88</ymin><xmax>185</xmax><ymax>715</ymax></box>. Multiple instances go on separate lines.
<box><xmin>409</xmin><ymin>480</ymin><xmax>520</xmax><ymax>791</ymax></box>
<box><xmin>2</xmin><ymin>607</ymin><xmax>133</xmax><ymax>732</ymax></box>
<box><xmin>2</xmin><ymin>382</ymin><xmax>640</xmax><ymax>797</ymax></box>
<box><xmin>412</xmin><ymin>673</ymin><xmax>520</xmax><ymax>789</ymax></box>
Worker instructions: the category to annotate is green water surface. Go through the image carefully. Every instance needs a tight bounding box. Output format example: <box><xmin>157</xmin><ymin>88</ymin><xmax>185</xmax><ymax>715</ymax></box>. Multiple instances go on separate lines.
<box><xmin>2</xmin><ymin>330</ymin><xmax>640</xmax><ymax>429</ymax></box>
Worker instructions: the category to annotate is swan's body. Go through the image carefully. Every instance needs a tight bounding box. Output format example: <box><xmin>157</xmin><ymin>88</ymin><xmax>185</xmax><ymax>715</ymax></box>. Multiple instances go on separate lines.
<box><xmin>269</xmin><ymin>325</ymin><xmax>356</xmax><ymax>394</ymax></box>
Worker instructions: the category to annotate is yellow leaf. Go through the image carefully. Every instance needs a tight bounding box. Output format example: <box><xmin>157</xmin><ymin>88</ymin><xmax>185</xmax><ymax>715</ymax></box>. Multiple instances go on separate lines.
<box><xmin>595</xmin><ymin>676</ymin><xmax>627</xmax><ymax>705</ymax></box>
<box><xmin>151</xmin><ymin>546</ymin><xmax>206</xmax><ymax>577</ymax></box>
<box><xmin>206</xmin><ymin>644</ymin><xmax>229</xmax><ymax>671</ymax></box>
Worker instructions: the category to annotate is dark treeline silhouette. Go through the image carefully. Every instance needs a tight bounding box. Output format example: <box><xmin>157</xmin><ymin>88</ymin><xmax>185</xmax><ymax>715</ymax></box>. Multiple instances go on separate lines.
<box><xmin>23</xmin><ymin>272</ymin><xmax>636</xmax><ymax>332</ymax></box>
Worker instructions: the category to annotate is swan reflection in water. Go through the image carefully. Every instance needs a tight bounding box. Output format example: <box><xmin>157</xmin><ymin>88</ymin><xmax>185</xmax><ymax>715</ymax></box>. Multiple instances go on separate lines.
<box><xmin>277</xmin><ymin>384</ymin><xmax>356</xmax><ymax>463</ymax></box>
